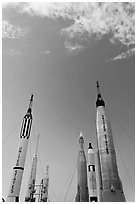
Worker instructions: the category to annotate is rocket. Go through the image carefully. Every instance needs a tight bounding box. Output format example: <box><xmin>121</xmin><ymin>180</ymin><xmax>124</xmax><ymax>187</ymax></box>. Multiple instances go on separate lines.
<box><xmin>6</xmin><ymin>95</ymin><xmax>33</xmax><ymax>202</ymax></box>
<box><xmin>95</xmin><ymin>81</ymin><xmax>126</xmax><ymax>202</ymax></box>
<box><xmin>87</xmin><ymin>143</ymin><xmax>98</xmax><ymax>202</ymax></box>
<box><xmin>75</xmin><ymin>132</ymin><xmax>89</xmax><ymax>202</ymax></box>
<box><xmin>25</xmin><ymin>134</ymin><xmax>40</xmax><ymax>202</ymax></box>
<box><xmin>38</xmin><ymin>165</ymin><xmax>49</xmax><ymax>202</ymax></box>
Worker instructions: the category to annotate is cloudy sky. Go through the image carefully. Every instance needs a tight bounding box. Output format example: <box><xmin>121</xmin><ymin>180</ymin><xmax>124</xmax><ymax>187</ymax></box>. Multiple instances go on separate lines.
<box><xmin>2</xmin><ymin>2</ymin><xmax>135</xmax><ymax>202</ymax></box>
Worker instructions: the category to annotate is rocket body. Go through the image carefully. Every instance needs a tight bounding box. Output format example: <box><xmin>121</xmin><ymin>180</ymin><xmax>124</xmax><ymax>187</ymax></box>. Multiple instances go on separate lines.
<box><xmin>25</xmin><ymin>156</ymin><xmax>37</xmax><ymax>201</ymax></box>
<box><xmin>75</xmin><ymin>132</ymin><xmax>89</xmax><ymax>202</ymax></box>
<box><xmin>25</xmin><ymin>135</ymin><xmax>39</xmax><ymax>202</ymax></box>
<box><xmin>96</xmin><ymin>82</ymin><xmax>126</xmax><ymax>202</ymax></box>
<box><xmin>87</xmin><ymin>143</ymin><xmax>98</xmax><ymax>202</ymax></box>
<box><xmin>38</xmin><ymin>165</ymin><xmax>49</xmax><ymax>202</ymax></box>
<box><xmin>6</xmin><ymin>95</ymin><xmax>33</xmax><ymax>202</ymax></box>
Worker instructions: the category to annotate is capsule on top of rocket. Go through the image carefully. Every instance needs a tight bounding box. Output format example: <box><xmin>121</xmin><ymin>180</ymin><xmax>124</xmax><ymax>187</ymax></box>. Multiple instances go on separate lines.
<box><xmin>95</xmin><ymin>82</ymin><xmax>126</xmax><ymax>202</ymax></box>
<box><xmin>87</xmin><ymin>143</ymin><xmax>98</xmax><ymax>202</ymax></box>
<box><xmin>79</xmin><ymin>132</ymin><xmax>84</xmax><ymax>150</ymax></box>
<box><xmin>75</xmin><ymin>132</ymin><xmax>89</xmax><ymax>202</ymax></box>
<box><xmin>88</xmin><ymin>143</ymin><xmax>93</xmax><ymax>151</ymax></box>
<box><xmin>96</xmin><ymin>81</ymin><xmax>105</xmax><ymax>108</ymax></box>
<box><xmin>6</xmin><ymin>95</ymin><xmax>34</xmax><ymax>202</ymax></box>
<box><xmin>26</xmin><ymin>94</ymin><xmax>33</xmax><ymax>112</ymax></box>
<box><xmin>87</xmin><ymin>143</ymin><xmax>94</xmax><ymax>165</ymax></box>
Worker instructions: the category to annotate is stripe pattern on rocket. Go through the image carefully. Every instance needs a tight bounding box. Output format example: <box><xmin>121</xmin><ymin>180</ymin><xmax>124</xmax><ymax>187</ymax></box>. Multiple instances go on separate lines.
<box><xmin>6</xmin><ymin>95</ymin><xmax>33</xmax><ymax>202</ymax></box>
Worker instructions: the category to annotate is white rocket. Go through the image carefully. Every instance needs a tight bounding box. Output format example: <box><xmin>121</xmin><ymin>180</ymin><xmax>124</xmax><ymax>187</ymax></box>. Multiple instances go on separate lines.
<box><xmin>38</xmin><ymin>165</ymin><xmax>49</xmax><ymax>202</ymax></box>
<box><xmin>87</xmin><ymin>143</ymin><xmax>98</xmax><ymax>202</ymax></box>
<box><xmin>75</xmin><ymin>132</ymin><xmax>89</xmax><ymax>202</ymax></box>
<box><xmin>6</xmin><ymin>95</ymin><xmax>33</xmax><ymax>202</ymax></box>
<box><xmin>95</xmin><ymin>81</ymin><xmax>126</xmax><ymax>202</ymax></box>
<box><xmin>25</xmin><ymin>134</ymin><xmax>40</xmax><ymax>202</ymax></box>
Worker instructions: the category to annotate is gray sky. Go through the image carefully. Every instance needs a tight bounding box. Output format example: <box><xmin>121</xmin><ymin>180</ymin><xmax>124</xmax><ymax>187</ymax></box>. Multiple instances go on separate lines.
<box><xmin>2</xmin><ymin>2</ymin><xmax>135</xmax><ymax>202</ymax></box>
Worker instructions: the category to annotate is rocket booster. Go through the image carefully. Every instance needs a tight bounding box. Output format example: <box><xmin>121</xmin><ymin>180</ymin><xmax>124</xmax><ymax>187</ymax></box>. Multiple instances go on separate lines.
<box><xmin>95</xmin><ymin>82</ymin><xmax>126</xmax><ymax>202</ymax></box>
<box><xmin>87</xmin><ymin>143</ymin><xmax>98</xmax><ymax>202</ymax></box>
<box><xmin>38</xmin><ymin>165</ymin><xmax>49</xmax><ymax>202</ymax></box>
<box><xmin>25</xmin><ymin>134</ymin><xmax>40</xmax><ymax>202</ymax></box>
<box><xmin>75</xmin><ymin>132</ymin><xmax>89</xmax><ymax>202</ymax></box>
<box><xmin>6</xmin><ymin>95</ymin><xmax>33</xmax><ymax>202</ymax></box>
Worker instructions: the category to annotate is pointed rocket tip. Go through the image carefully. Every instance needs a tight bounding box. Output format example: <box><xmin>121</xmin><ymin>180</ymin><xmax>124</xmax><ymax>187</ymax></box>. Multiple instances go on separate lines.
<box><xmin>110</xmin><ymin>185</ymin><xmax>115</xmax><ymax>192</ymax></box>
<box><xmin>46</xmin><ymin>165</ymin><xmax>49</xmax><ymax>174</ymax></box>
<box><xmin>27</xmin><ymin>94</ymin><xmax>33</xmax><ymax>113</ymax></box>
<box><xmin>96</xmin><ymin>81</ymin><xmax>105</xmax><ymax>107</ymax></box>
<box><xmin>79</xmin><ymin>132</ymin><xmax>84</xmax><ymax>149</ymax></box>
<box><xmin>79</xmin><ymin>131</ymin><xmax>83</xmax><ymax>138</ymax></box>
<box><xmin>88</xmin><ymin>143</ymin><xmax>93</xmax><ymax>149</ymax></box>
<box><xmin>30</xmin><ymin>94</ymin><xmax>33</xmax><ymax>101</ymax></box>
<box><xmin>96</xmin><ymin>81</ymin><xmax>99</xmax><ymax>87</ymax></box>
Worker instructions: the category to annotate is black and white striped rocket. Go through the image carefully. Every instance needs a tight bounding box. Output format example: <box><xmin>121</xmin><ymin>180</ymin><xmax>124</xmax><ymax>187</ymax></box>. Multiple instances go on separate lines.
<box><xmin>6</xmin><ymin>95</ymin><xmax>33</xmax><ymax>202</ymax></box>
<box><xmin>25</xmin><ymin>134</ymin><xmax>39</xmax><ymax>202</ymax></box>
<box><xmin>95</xmin><ymin>82</ymin><xmax>126</xmax><ymax>202</ymax></box>
<box><xmin>87</xmin><ymin>143</ymin><xmax>98</xmax><ymax>202</ymax></box>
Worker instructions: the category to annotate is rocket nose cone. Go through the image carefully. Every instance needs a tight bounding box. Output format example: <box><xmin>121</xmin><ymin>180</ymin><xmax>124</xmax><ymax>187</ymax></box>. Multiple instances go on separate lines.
<box><xmin>88</xmin><ymin>143</ymin><xmax>94</xmax><ymax>154</ymax></box>
<box><xmin>30</xmin><ymin>94</ymin><xmax>33</xmax><ymax>101</ymax></box>
<box><xmin>88</xmin><ymin>143</ymin><xmax>93</xmax><ymax>149</ymax></box>
<box><xmin>79</xmin><ymin>132</ymin><xmax>84</xmax><ymax>143</ymax></box>
<box><xmin>79</xmin><ymin>132</ymin><xmax>84</xmax><ymax>150</ymax></box>
<box><xmin>79</xmin><ymin>131</ymin><xmax>83</xmax><ymax>138</ymax></box>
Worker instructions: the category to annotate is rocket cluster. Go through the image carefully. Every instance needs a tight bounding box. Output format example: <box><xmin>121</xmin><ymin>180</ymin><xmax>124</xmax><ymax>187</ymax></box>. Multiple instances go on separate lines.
<box><xmin>75</xmin><ymin>82</ymin><xmax>126</xmax><ymax>202</ymax></box>
<box><xmin>6</xmin><ymin>82</ymin><xmax>126</xmax><ymax>202</ymax></box>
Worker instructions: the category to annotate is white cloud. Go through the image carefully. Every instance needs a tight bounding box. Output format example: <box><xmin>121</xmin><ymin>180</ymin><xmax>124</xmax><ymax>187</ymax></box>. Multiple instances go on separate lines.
<box><xmin>64</xmin><ymin>41</ymin><xmax>85</xmax><ymax>54</ymax></box>
<box><xmin>2</xmin><ymin>20</ymin><xmax>29</xmax><ymax>39</ymax></box>
<box><xmin>3</xmin><ymin>49</ymin><xmax>21</xmax><ymax>56</ymax></box>
<box><xmin>9</xmin><ymin>50</ymin><xmax>21</xmax><ymax>56</ymax></box>
<box><xmin>40</xmin><ymin>50</ymin><xmax>51</xmax><ymax>55</ymax></box>
<box><xmin>3</xmin><ymin>2</ymin><xmax>135</xmax><ymax>58</ymax></box>
<box><xmin>108</xmin><ymin>48</ymin><xmax>135</xmax><ymax>61</ymax></box>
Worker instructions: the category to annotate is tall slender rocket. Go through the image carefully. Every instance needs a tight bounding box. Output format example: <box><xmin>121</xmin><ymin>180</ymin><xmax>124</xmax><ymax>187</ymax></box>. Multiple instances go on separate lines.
<box><xmin>6</xmin><ymin>95</ymin><xmax>33</xmax><ymax>202</ymax></box>
<box><xmin>25</xmin><ymin>134</ymin><xmax>40</xmax><ymax>202</ymax></box>
<box><xmin>95</xmin><ymin>81</ymin><xmax>126</xmax><ymax>202</ymax></box>
<box><xmin>75</xmin><ymin>132</ymin><xmax>89</xmax><ymax>202</ymax></box>
<box><xmin>87</xmin><ymin>143</ymin><xmax>98</xmax><ymax>202</ymax></box>
<box><xmin>38</xmin><ymin>165</ymin><xmax>49</xmax><ymax>202</ymax></box>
